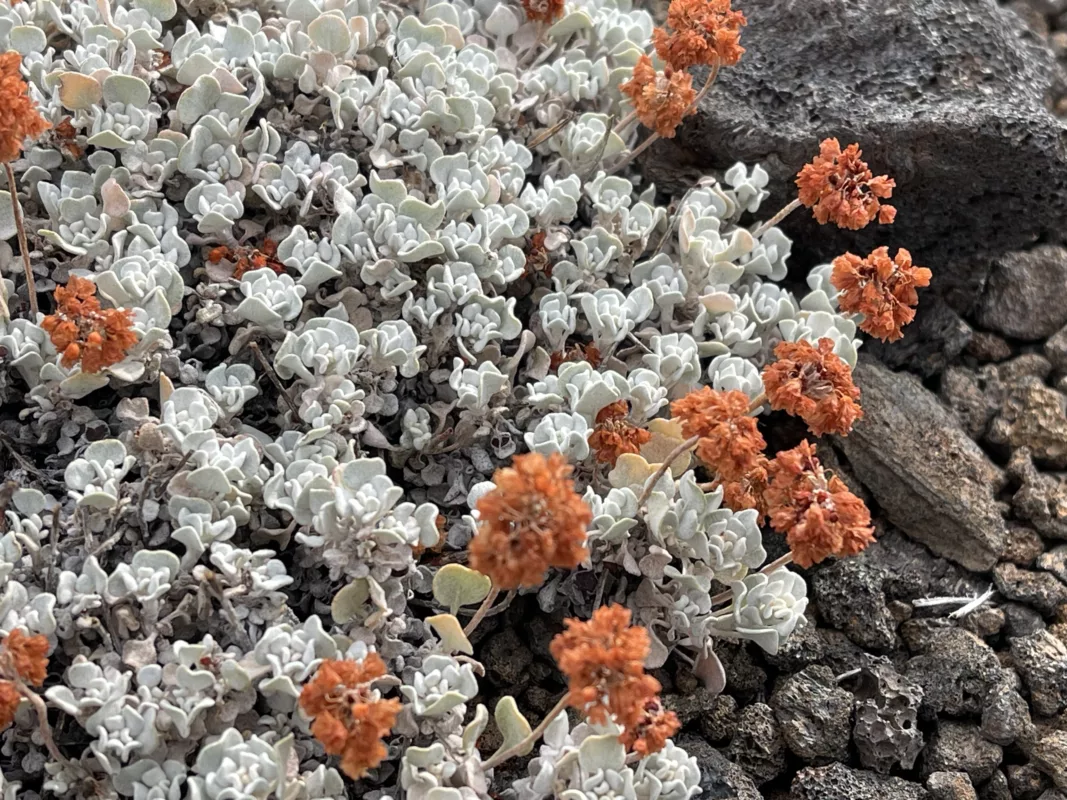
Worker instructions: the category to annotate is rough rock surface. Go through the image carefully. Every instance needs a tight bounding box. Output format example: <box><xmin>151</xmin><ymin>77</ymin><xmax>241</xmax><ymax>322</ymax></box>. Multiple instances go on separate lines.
<box><xmin>676</xmin><ymin>735</ymin><xmax>761</xmax><ymax>800</ymax></box>
<box><xmin>1006</xmin><ymin>763</ymin><xmax>1051</xmax><ymax>800</ymax></box>
<box><xmin>1010</xmin><ymin>631</ymin><xmax>1067</xmax><ymax>717</ymax></box>
<box><xmin>1008</xmin><ymin>449</ymin><xmax>1067</xmax><ymax>539</ymax></box>
<box><xmin>792</xmin><ymin>762</ymin><xmax>930</xmax><ymax>800</ymax></box>
<box><xmin>643</xmin><ymin>0</ymin><xmax>1067</xmax><ymax>311</ymax></box>
<box><xmin>812</xmin><ymin>558</ymin><xmax>897</xmax><ymax>651</ymax></box>
<box><xmin>1048</xmin><ymin>324</ymin><xmax>1067</xmax><ymax>372</ymax></box>
<box><xmin>976</xmin><ymin>247</ymin><xmax>1067</xmax><ymax>340</ymax></box>
<box><xmin>835</xmin><ymin>359</ymin><xmax>1007</xmax><ymax>570</ymax></box>
<box><xmin>922</xmin><ymin>722</ymin><xmax>1003</xmax><ymax>784</ymax></box>
<box><xmin>988</xmin><ymin>378</ymin><xmax>1067</xmax><ymax>468</ymax></box>
<box><xmin>726</xmin><ymin>703</ymin><xmax>787</xmax><ymax>785</ymax></box>
<box><xmin>981</xmin><ymin>679</ymin><xmax>1035</xmax><ymax>747</ymax></box>
<box><xmin>852</xmin><ymin>662</ymin><xmax>925</xmax><ymax>773</ymax></box>
<box><xmin>905</xmin><ymin>627</ymin><xmax>1003</xmax><ymax>716</ymax></box>
<box><xmin>927</xmin><ymin>771</ymin><xmax>979</xmax><ymax>800</ymax></box>
<box><xmin>1038</xmin><ymin>545</ymin><xmax>1067</xmax><ymax>583</ymax></box>
<box><xmin>864</xmin><ymin>296</ymin><xmax>973</xmax><ymax>378</ymax></box>
<box><xmin>994</xmin><ymin>563</ymin><xmax>1067</xmax><ymax>616</ymax></box>
<box><xmin>770</xmin><ymin>665</ymin><xmax>853</xmax><ymax>763</ymax></box>
<box><xmin>1032</xmin><ymin>731</ymin><xmax>1067</xmax><ymax>789</ymax></box>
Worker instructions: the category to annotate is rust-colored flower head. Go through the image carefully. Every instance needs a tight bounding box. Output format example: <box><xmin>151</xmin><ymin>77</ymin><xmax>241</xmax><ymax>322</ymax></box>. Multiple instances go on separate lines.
<box><xmin>671</xmin><ymin>387</ymin><xmax>766</xmax><ymax>481</ymax></box>
<box><xmin>470</xmin><ymin>452</ymin><xmax>592</xmax><ymax>590</ymax></box>
<box><xmin>795</xmin><ymin>138</ymin><xmax>896</xmax><ymax>230</ymax></box>
<box><xmin>0</xmin><ymin>681</ymin><xmax>19</xmax><ymax>729</ymax></box>
<box><xmin>652</xmin><ymin>0</ymin><xmax>747</xmax><ymax>71</ymax></box>
<box><xmin>717</xmin><ymin>455</ymin><xmax>770</xmax><ymax>523</ymax></box>
<box><xmin>0</xmin><ymin>51</ymin><xmax>49</xmax><ymax>163</ymax></box>
<box><xmin>831</xmin><ymin>247</ymin><xmax>932</xmax><ymax>342</ymax></box>
<box><xmin>522</xmin><ymin>0</ymin><xmax>565</xmax><ymax>23</ymax></box>
<box><xmin>41</xmin><ymin>276</ymin><xmax>137</xmax><ymax>374</ymax></box>
<box><xmin>762</xmin><ymin>338</ymin><xmax>863</xmax><ymax>437</ymax></box>
<box><xmin>1</xmin><ymin>629</ymin><xmax>49</xmax><ymax>686</ymax></box>
<box><xmin>620</xmin><ymin>695</ymin><xmax>681</xmax><ymax>757</ymax></box>
<box><xmin>765</xmin><ymin>440</ymin><xmax>874</xmax><ymax>568</ymax></box>
<box><xmin>299</xmin><ymin>655</ymin><xmax>401</xmax><ymax>780</ymax></box>
<box><xmin>619</xmin><ymin>54</ymin><xmax>697</xmax><ymax>140</ymax></box>
<box><xmin>550</xmin><ymin>605</ymin><xmax>664</xmax><ymax>748</ymax></box>
<box><xmin>589</xmin><ymin>400</ymin><xmax>653</xmax><ymax>467</ymax></box>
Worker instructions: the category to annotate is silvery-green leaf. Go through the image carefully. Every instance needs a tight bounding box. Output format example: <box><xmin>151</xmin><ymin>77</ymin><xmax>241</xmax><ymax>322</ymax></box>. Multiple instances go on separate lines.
<box><xmin>493</xmin><ymin>696</ymin><xmax>534</xmax><ymax>759</ymax></box>
<box><xmin>103</xmin><ymin>74</ymin><xmax>151</xmax><ymax>107</ymax></box>
<box><xmin>398</xmin><ymin>197</ymin><xmax>445</xmax><ymax>230</ymax></box>
<box><xmin>0</xmin><ymin>192</ymin><xmax>15</xmax><ymax>240</ymax></box>
<box><xmin>432</xmin><ymin>564</ymin><xmax>491</xmax><ymax>614</ymax></box>
<box><xmin>309</xmin><ymin>14</ymin><xmax>351</xmax><ymax>55</ymax></box>
<box><xmin>418</xmin><ymin>690</ymin><xmax>468</xmax><ymax>717</ymax></box>
<box><xmin>86</xmin><ymin>130</ymin><xmax>133</xmax><ymax>149</ymax></box>
<box><xmin>133</xmin><ymin>0</ymin><xmax>177</xmax><ymax>19</ymax></box>
<box><xmin>331</xmin><ymin>579</ymin><xmax>369</xmax><ymax>624</ymax></box>
<box><xmin>426</xmin><ymin>614</ymin><xmax>472</xmax><ymax>655</ymax></box>
<box><xmin>547</xmin><ymin>9</ymin><xmax>593</xmax><ymax>37</ymax></box>
<box><xmin>9</xmin><ymin>26</ymin><xmax>45</xmax><ymax>55</ymax></box>
<box><xmin>578</xmin><ymin>733</ymin><xmax>627</xmax><ymax>773</ymax></box>
<box><xmin>177</xmin><ymin>75</ymin><xmax>222</xmax><ymax>125</ymax></box>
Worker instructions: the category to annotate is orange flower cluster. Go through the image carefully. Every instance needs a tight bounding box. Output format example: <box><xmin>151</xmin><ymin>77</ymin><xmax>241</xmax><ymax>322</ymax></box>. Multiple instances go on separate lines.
<box><xmin>299</xmin><ymin>654</ymin><xmax>402</xmax><ymax>780</ymax></box>
<box><xmin>620</xmin><ymin>55</ymin><xmax>697</xmax><ymax>139</ymax></box>
<box><xmin>717</xmin><ymin>456</ymin><xmax>770</xmax><ymax>523</ymax></box>
<box><xmin>0</xmin><ymin>51</ymin><xmax>49</xmax><ymax>163</ymax></box>
<box><xmin>550</xmin><ymin>342</ymin><xmax>601</xmax><ymax>372</ymax></box>
<box><xmin>522</xmin><ymin>0</ymin><xmax>565</xmax><ymax>23</ymax></box>
<box><xmin>831</xmin><ymin>247</ymin><xmax>933</xmax><ymax>342</ymax></box>
<box><xmin>0</xmin><ymin>629</ymin><xmax>50</xmax><ymax>729</ymax></box>
<box><xmin>589</xmin><ymin>401</ymin><xmax>652</xmax><ymax>466</ymax></box>
<box><xmin>670</xmin><ymin>388</ymin><xmax>765</xmax><ymax>481</ymax></box>
<box><xmin>207</xmin><ymin>239</ymin><xmax>284</xmax><ymax>280</ymax></box>
<box><xmin>795</xmin><ymin>138</ymin><xmax>896</xmax><ymax>230</ymax></box>
<box><xmin>765</xmin><ymin>440</ymin><xmax>874</xmax><ymax>567</ymax></box>
<box><xmin>652</xmin><ymin>0</ymin><xmax>747</xmax><ymax>71</ymax></box>
<box><xmin>762</xmin><ymin>338</ymin><xmax>863</xmax><ymax>437</ymax></box>
<box><xmin>550</xmin><ymin>605</ymin><xmax>678</xmax><ymax>755</ymax></box>
<box><xmin>41</xmin><ymin>276</ymin><xmax>137</xmax><ymax>374</ymax></box>
<box><xmin>470</xmin><ymin>452</ymin><xmax>592</xmax><ymax>589</ymax></box>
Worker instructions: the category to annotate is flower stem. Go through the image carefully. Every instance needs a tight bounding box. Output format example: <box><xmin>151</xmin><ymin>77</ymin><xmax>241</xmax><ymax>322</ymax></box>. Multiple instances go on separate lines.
<box><xmin>635</xmin><ymin>433</ymin><xmax>701</xmax><ymax>510</ymax></box>
<box><xmin>5</xmin><ymin>163</ymin><xmax>37</xmax><ymax>318</ymax></box>
<box><xmin>685</xmin><ymin>60</ymin><xmax>721</xmax><ymax>115</ymax></box>
<box><xmin>248</xmin><ymin>341</ymin><xmax>300</xmax><ymax>417</ymax></box>
<box><xmin>747</xmin><ymin>393</ymin><xmax>767</xmax><ymax>414</ymax></box>
<box><xmin>752</xmin><ymin>198</ymin><xmax>802</xmax><ymax>239</ymax></box>
<box><xmin>463</xmin><ymin>586</ymin><xmax>501</xmax><ymax>637</ymax></box>
<box><xmin>483</xmin><ymin>694</ymin><xmax>570</xmax><ymax>770</ymax></box>
<box><xmin>613</xmin><ymin>109</ymin><xmax>639</xmax><ymax>133</ymax></box>
<box><xmin>16</xmin><ymin>683</ymin><xmax>70</xmax><ymax>769</ymax></box>
<box><xmin>605</xmin><ymin>132</ymin><xmax>661</xmax><ymax>176</ymax></box>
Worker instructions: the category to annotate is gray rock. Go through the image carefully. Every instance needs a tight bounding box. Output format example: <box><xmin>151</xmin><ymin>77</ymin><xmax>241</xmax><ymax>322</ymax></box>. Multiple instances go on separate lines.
<box><xmin>698</xmin><ymin>693</ymin><xmax>739</xmax><ymax>745</ymax></box>
<box><xmin>923</xmin><ymin>722</ymin><xmax>1003</xmax><ymax>784</ymax></box>
<box><xmin>676</xmin><ymin>734</ymin><xmax>761</xmax><ymax>800</ymax></box>
<box><xmin>1033</xmin><ymin>731</ymin><xmax>1067</xmax><ymax>789</ymax></box>
<box><xmin>959</xmin><ymin>607</ymin><xmax>1006</xmax><ymax>640</ymax></box>
<box><xmin>941</xmin><ymin>366</ymin><xmax>1001</xmax><ymax>441</ymax></box>
<box><xmin>980</xmin><ymin>770</ymin><xmax>1013</xmax><ymax>800</ymax></box>
<box><xmin>643</xmin><ymin>0</ymin><xmax>1067</xmax><ymax>312</ymax></box>
<box><xmin>812</xmin><ymin>558</ymin><xmax>897</xmax><ymax>651</ymax></box>
<box><xmin>1008</xmin><ymin>449</ymin><xmax>1067</xmax><ymax>540</ymax></box>
<box><xmin>1004</xmin><ymin>602</ymin><xmax>1048</xmax><ymax>637</ymax></box>
<box><xmin>968</xmin><ymin>333</ymin><xmax>1014</xmax><ymax>363</ymax></box>
<box><xmin>927</xmin><ymin>772</ymin><xmax>978</xmax><ymax>800</ymax></box>
<box><xmin>763</xmin><ymin>617</ymin><xmax>825</xmax><ymax>673</ymax></box>
<box><xmin>988</xmin><ymin>377</ymin><xmax>1067</xmax><ymax>468</ymax></box>
<box><xmin>905</xmin><ymin>627</ymin><xmax>1003</xmax><ymax>716</ymax></box>
<box><xmin>1010</xmin><ymin>631</ymin><xmax>1067</xmax><ymax>716</ymax></box>
<box><xmin>1003</xmin><ymin>524</ymin><xmax>1048</xmax><ymax>566</ymax></box>
<box><xmin>863</xmin><ymin>295</ymin><xmax>972</xmax><ymax>378</ymax></box>
<box><xmin>726</xmin><ymin>703</ymin><xmax>786</xmax><ymax>786</ymax></box>
<box><xmin>483</xmin><ymin>627</ymin><xmax>532</xmax><ymax>691</ymax></box>
<box><xmin>1038</xmin><ymin>545</ymin><xmax>1067</xmax><ymax>584</ymax></box>
<box><xmin>976</xmin><ymin>247</ymin><xmax>1067</xmax><ymax>340</ymax></box>
<box><xmin>1048</xmin><ymin>325</ymin><xmax>1067</xmax><ymax>373</ymax></box>
<box><xmin>770</xmin><ymin>665</ymin><xmax>852</xmax><ymax>763</ymax></box>
<box><xmin>864</xmin><ymin>530</ymin><xmax>985</xmax><ymax>605</ymax></box>
<box><xmin>981</xmin><ymin>680</ymin><xmax>1035</xmax><ymax>747</ymax></box>
<box><xmin>792</xmin><ymin>763</ymin><xmax>930</xmax><ymax>800</ymax></box>
<box><xmin>835</xmin><ymin>359</ymin><xmax>1007</xmax><ymax>571</ymax></box>
<box><xmin>716</xmin><ymin>640</ymin><xmax>768</xmax><ymax>699</ymax></box>
<box><xmin>1007</xmin><ymin>763</ymin><xmax>1051</xmax><ymax>800</ymax></box>
<box><xmin>994</xmin><ymin>563</ymin><xmax>1067</xmax><ymax>616</ymax></box>
<box><xmin>994</xmin><ymin>354</ymin><xmax>1053</xmax><ymax>384</ymax></box>
<box><xmin>852</xmin><ymin>662</ymin><xmax>925</xmax><ymax>774</ymax></box>
<box><xmin>664</xmin><ymin>687</ymin><xmax>727</xmax><ymax>727</ymax></box>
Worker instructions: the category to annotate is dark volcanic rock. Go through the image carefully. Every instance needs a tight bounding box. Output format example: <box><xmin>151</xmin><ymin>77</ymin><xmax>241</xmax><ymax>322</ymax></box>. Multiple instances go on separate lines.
<box><xmin>1011</xmin><ymin>630</ymin><xmax>1067</xmax><ymax>717</ymax></box>
<box><xmin>792</xmin><ymin>763</ymin><xmax>930</xmax><ymax>800</ymax></box>
<box><xmin>981</xmin><ymin>679</ymin><xmax>1035</xmax><ymax>747</ymax></box>
<box><xmin>1048</xmin><ymin>324</ymin><xmax>1067</xmax><ymax>373</ymax></box>
<box><xmin>923</xmin><ymin>722</ymin><xmax>1003</xmax><ymax>784</ymax></box>
<box><xmin>835</xmin><ymin>359</ymin><xmax>1008</xmax><ymax>570</ymax></box>
<box><xmin>1006</xmin><ymin>763</ymin><xmax>1051</xmax><ymax>800</ymax></box>
<box><xmin>643</xmin><ymin>0</ymin><xmax>1067</xmax><ymax>311</ymax></box>
<box><xmin>988</xmin><ymin>378</ymin><xmax>1067</xmax><ymax>469</ymax></box>
<box><xmin>1038</xmin><ymin>545</ymin><xmax>1067</xmax><ymax>583</ymax></box>
<box><xmin>726</xmin><ymin>703</ymin><xmax>786</xmax><ymax>785</ymax></box>
<box><xmin>812</xmin><ymin>558</ymin><xmax>897</xmax><ymax>651</ymax></box>
<box><xmin>1004</xmin><ymin>603</ymin><xmax>1048</xmax><ymax>637</ymax></box>
<box><xmin>994</xmin><ymin>563</ymin><xmax>1067</xmax><ymax>616</ymax></box>
<box><xmin>927</xmin><ymin>772</ymin><xmax>979</xmax><ymax>800</ymax></box>
<box><xmin>976</xmin><ymin>247</ymin><xmax>1067</xmax><ymax>340</ymax></box>
<box><xmin>677</xmin><ymin>734</ymin><xmax>761</xmax><ymax>800</ymax></box>
<box><xmin>1032</xmin><ymin>732</ymin><xmax>1067</xmax><ymax>789</ymax></box>
<box><xmin>770</xmin><ymin>665</ymin><xmax>852</xmax><ymax>763</ymax></box>
<box><xmin>852</xmin><ymin>662</ymin><xmax>925</xmax><ymax>773</ymax></box>
<box><xmin>1008</xmin><ymin>449</ymin><xmax>1067</xmax><ymax>539</ymax></box>
<box><xmin>863</xmin><ymin>295</ymin><xmax>972</xmax><ymax>378</ymax></box>
<box><xmin>905</xmin><ymin>627</ymin><xmax>1003</xmax><ymax>716</ymax></box>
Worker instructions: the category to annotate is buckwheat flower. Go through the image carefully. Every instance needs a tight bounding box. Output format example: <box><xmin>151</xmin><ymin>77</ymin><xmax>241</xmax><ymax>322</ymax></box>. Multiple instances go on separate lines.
<box><xmin>589</xmin><ymin>401</ymin><xmax>652</xmax><ymax>467</ymax></box>
<box><xmin>718</xmin><ymin>456</ymin><xmax>770</xmax><ymax>523</ymax></box>
<box><xmin>831</xmin><ymin>247</ymin><xmax>933</xmax><ymax>342</ymax></box>
<box><xmin>620</xmin><ymin>695</ymin><xmax>681</xmax><ymax>757</ymax></box>
<box><xmin>470</xmin><ymin>452</ymin><xmax>592</xmax><ymax>589</ymax></box>
<box><xmin>652</xmin><ymin>0</ymin><xmax>747</xmax><ymax>71</ymax></box>
<box><xmin>0</xmin><ymin>682</ymin><xmax>19</xmax><ymax>729</ymax></box>
<box><xmin>765</xmin><ymin>440</ymin><xmax>874</xmax><ymax>567</ymax></box>
<box><xmin>41</xmin><ymin>276</ymin><xmax>137</xmax><ymax>374</ymax></box>
<box><xmin>550</xmin><ymin>605</ymin><xmax>662</xmax><ymax>731</ymax></box>
<box><xmin>522</xmin><ymin>0</ymin><xmax>564</xmax><ymax>23</ymax></box>
<box><xmin>671</xmin><ymin>388</ymin><xmax>766</xmax><ymax>481</ymax></box>
<box><xmin>619</xmin><ymin>55</ymin><xmax>697</xmax><ymax>139</ymax></box>
<box><xmin>0</xmin><ymin>51</ymin><xmax>50</xmax><ymax>163</ymax></box>
<box><xmin>2</xmin><ymin>629</ymin><xmax>48</xmax><ymax>686</ymax></box>
<box><xmin>795</xmin><ymin>138</ymin><xmax>896</xmax><ymax>230</ymax></box>
<box><xmin>762</xmin><ymin>338</ymin><xmax>862</xmax><ymax>436</ymax></box>
<box><xmin>299</xmin><ymin>655</ymin><xmax>402</xmax><ymax>780</ymax></box>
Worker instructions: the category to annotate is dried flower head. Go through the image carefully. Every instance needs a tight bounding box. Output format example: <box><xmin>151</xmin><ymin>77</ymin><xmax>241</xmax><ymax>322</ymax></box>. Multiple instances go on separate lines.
<box><xmin>299</xmin><ymin>655</ymin><xmax>401</xmax><ymax>780</ymax></box>
<box><xmin>41</xmin><ymin>276</ymin><xmax>137</xmax><ymax>374</ymax></box>
<box><xmin>795</xmin><ymin>138</ymin><xmax>896</xmax><ymax>230</ymax></box>
<box><xmin>619</xmin><ymin>55</ymin><xmax>697</xmax><ymax>139</ymax></box>
<box><xmin>551</xmin><ymin>604</ymin><xmax>667</xmax><ymax>752</ymax></box>
<box><xmin>207</xmin><ymin>239</ymin><xmax>285</xmax><ymax>279</ymax></box>
<box><xmin>762</xmin><ymin>338</ymin><xmax>863</xmax><ymax>437</ymax></box>
<box><xmin>620</xmin><ymin>695</ymin><xmax>681</xmax><ymax>757</ymax></box>
<box><xmin>671</xmin><ymin>388</ymin><xmax>766</xmax><ymax>481</ymax></box>
<box><xmin>831</xmin><ymin>247</ymin><xmax>933</xmax><ymax>342</ymax></box>
<box><xmin>652</xmin><ymin>0</ymin><xmax>747</xmax><ymax>71</ymax></box>
<box><xmin>470</xmin><ymin>452</ymin><xmax>592</xmax><ymax>589</ymax></box>
<box><xmin>522</xmin><ymin>0</ymin><xmax>565</xmax><ymax>23</ymax></box>
<box><xmin>550</xmin><ymin>342</ymin><xmax>601</xmax><ymax>372</ymax></box>
<box><xmin>0</xmin><ymin>51</ymin><xmax>49</xmax><ymax>163</ymax></box>
<box><xmin>717</xmin><ymin>455</ymin><xmax>770</xmax><ymax>523</ymax></box>
<box><xmin>0</xmin><ymin>681</ymin><xmax>19</xmax><ymax>729</ymax></box>
<box><xmin>589</xmin><ymin>401</ymin><xmax>653</xmax><ymax>467</ymax></box>
<box><xmin>1</xmin><ymin>629</ymin><xmax>48</xmax><ymax>686</ymax></box>
<box><xmin>765</xmin><ymin>440</ymin><xmax>874</xmax><ymax>567</ymax></box>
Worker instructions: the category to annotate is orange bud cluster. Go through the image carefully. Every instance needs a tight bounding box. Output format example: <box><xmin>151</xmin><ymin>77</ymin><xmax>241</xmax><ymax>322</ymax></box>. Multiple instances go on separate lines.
<box><xmin>41</xmin><ymin>276</ymin><xmax>137</xmax><ymax>374</ymax></box>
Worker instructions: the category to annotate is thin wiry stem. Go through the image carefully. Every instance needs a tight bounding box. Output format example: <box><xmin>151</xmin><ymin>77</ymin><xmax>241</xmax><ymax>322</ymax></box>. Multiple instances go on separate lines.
<box><xmin>483</xmin><ymin>694</ymin><xmax>570</xmax><ymax>770</ymax></box>
<box><xmin>5</xmin><ymin>163</ymin><xmax>36</xmax><ymax>317</ymax></box>
<box><xmin>16</xmin><ymin>682</ymin><xmax>70</xmax><ymax>769</ymax></box>
<box><xmin>635</xmin><ymin>434</ymin><xmax>700</xmax><ymax>511</ymax></box>
<box><xmin>752</xmin><ymin>197</ymin><xmax>802</xmax><ymax>239</ymax></box>
<box><xmin>462</xmin><ymin>586</ymin><xmax>501</xmax><ymax>637</ymax></box>
<box><xmin>248</xmin><ymin>341</ymin><xmax>300</xmax><ymax>417</ymax></box>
